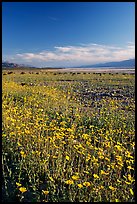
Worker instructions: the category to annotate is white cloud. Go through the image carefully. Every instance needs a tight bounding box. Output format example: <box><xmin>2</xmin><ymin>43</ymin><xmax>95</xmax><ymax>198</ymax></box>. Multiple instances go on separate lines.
<box><xmin>48</xmin><ymin>16</ymin><xmax>58</xmax><ymax>21</ymax></box>
<box><xmin>5</xmin><ymin>42</ymin><xmax>135</xmax><ymax>67</ymax></box>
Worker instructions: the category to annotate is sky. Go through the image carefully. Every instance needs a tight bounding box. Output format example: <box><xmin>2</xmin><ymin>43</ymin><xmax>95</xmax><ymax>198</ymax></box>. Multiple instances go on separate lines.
<box><xmin>2</xmin><ymin>2</ymin><xmax>135</xmax><ymax>67</ymax></box>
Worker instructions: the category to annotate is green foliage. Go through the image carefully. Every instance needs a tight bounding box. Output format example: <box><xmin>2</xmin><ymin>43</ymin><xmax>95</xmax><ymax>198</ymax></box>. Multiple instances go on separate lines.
<box><xmin>2</xmin><ymin>71</ymin><xmax>135</xmax><ymax>202</ymax></box>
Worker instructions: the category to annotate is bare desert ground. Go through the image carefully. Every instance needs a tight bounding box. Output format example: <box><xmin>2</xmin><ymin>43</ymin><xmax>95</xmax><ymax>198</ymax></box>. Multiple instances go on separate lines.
<box><xmin>54</xmin><ymin>68</ymin><xmax>135</xmax><ymax>73</ymax></box>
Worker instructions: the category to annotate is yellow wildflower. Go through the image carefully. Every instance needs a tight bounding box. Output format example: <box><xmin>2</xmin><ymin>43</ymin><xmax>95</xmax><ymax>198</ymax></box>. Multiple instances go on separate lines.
<box><xmin>16</xmin><ymin>182</ymin><xmax>22</xmax><ymax>187</ymax></box>
<box><xmin>109</xmin><ymin>186</ymin><xmax>116</xmax><ymax>191</ymax></box>
<box><xmin>115</xmin><ymin>199</ymin><xmax>119</xmax><ymax>202</ymax></box>
<box><xmin>128</xmin><ymin>174</ymin><xmax>132</xmax><ymax>181</ymax></box>
<box><xmin>125</xmin><ymin>151</ymin><xmax>134</xmax><ymax>159</ymax></box>
<box><xmin>100</xmin><ymin>185</ymin><xmax>104</xmax><ymax>189</ymax></box>
<box><xmin>93</xmin><ymin>174</ymin><xmax>99</xmax><ymax>179</ymax></box>
<box><xmin>66</xmin><ymin>155</ymin><xmax>70</xmax><ymax>161</ymax></box>
<box><xmin>42</xmin><ymin>190</ymin><xmax>49</xmax><ymax>195</ymax></box>
<box><xmin>83</xmin><ymin>182</ymin><xmax>91</xmax><ymax>187</ymax></box>
<box><xmin>127</xmin><ymin>166</ymin><xmax>134</xmax><ymax>170</ymax></box>
<box><xmin>19</xmin><ymin>187</ymin><xmax>27</xmax><ymax>193</ymax></box>
<box><xmin>117</xmin><ymin>179</ymin><xmax>122</xmax><ymax>183</ymax></box>
<box><xmin>92</xmin><ymin>156</ymin><xmax>98</xmax><ymax>163</ymax></box>
<box><xmin>105</xmin><ymin>157</ymin><xmax>110</xmax><ymax>161</ymax></box>
<box><xmin>114</xmin><ymin>145</ymin><xmax>122</xmax><ymax>151</ymax></box>
<box><xmin>77</xmin><ymin>183</ymin><xmax>83</xmax><ymax>188</ymax></box>
<box><xmin>49</xmin><ymin>176</ymin><xmax>54</xmax><ymax>182</ymax></box>
<box><xmin>86</xmin><ymin>157</ymin><xmax>91</xmax><ymax>162</ymax></box>
<box><xmin>17</xmin><ymin>142</ymin><xmax>22</xmax><ymax>147</ymax></box>
<box><xmin>100</xmin><ymin>170</ymin><xmax>109</xmax><ymax>175</ymax></box>
<box><xmin>125</xmin><ymin>181</ymin><xmax>131</xmax><ymax>185</ymax></box>
<box><xmin>53</xmin><ymin>155</ymin><xmax>58</xmax><ymax>159</ymax></box>
<box><xmin>127</xmin><ymin>174</ymin><xmax>135</xmax><ymax>183</ymax></box>
<box><xmin>99</xmin><ymin>155</ymin><xmax>104</xmax><ymax>159</ymax></box>
<box><xmin>25</xmin><ymin>129</ymin><xmax>30</xmax><ymax>134</ymax></box>
<box><xmin>72</xmin><ymin>175</ymin><xmax>79</xmax><ymax>180</ymax></box>
<box><xmin>20</xmin><ymin>151</ymin><xmax>25</xmax><ymax>155</ymax></box>
<box><xmin>83</xmin><ymin>171</ymin><xmax>90</xmax><ymax>174</ymax></box>
<box><xmin>20</xmin><ymin>151</ymin><xmax>26</xmax><ymax>158</ymax></box>
<box><xmin>65</xmin><ymin>180</ymin><xmax>74</xmax><ymax>185</ymax></box>
<box><xmin>116</xmin><ymin>155</ymin><xmax>122</xmax><ymax>161</ymax></box>
<box><xmin>130</xmin><ymin>189</ymin><xmax>134</xmax><ymax>196</ymax></box>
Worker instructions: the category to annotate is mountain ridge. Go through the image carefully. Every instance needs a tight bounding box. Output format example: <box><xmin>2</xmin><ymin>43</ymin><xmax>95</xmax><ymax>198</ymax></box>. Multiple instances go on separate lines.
<box><xmin>77</xmin><ymin>59</ymin><xmax>135</xmax><ymax>68</ymax></box>
<box><xmin>2</xmin><ymin>61</ymin><xmax>36</xmax><ymax>68</ymax></box>
<box><xmin>2</xmin><ymin>59</ymin><xmax>135</xmax><ymax>69</ymax></box>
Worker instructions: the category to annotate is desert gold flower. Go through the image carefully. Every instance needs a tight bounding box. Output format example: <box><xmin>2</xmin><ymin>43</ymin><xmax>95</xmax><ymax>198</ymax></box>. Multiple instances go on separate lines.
<box><xmin>105</xmin><ymin>157</ymin><xmax>110</xmax><ymax>161</ymax></box>
<box><xmin>99</xmin><ymin>155</ymin><xmax>104</xmax><ymax>159</ymax></box>
<box><xmin>72</xmin><ymin>175</ymin><xmax>79</xmax><ymax>180</ymax></box>
<box><xmin>125</xmin><ymin>181</ymin><xmax>131</xmax><ymax>185</ymax></box>
<box><xmin>114</xmin><ymin>145</ymin><xmax>122</xmax><ymax>151</ymax></box>
<box><xmin>53</xmin><ymin>155</ymin><xmax>58</xmax><ymax>159</ymax></box>
<box><xmin>19</xmin><ymin>187</ymin><xmax>27</xmax><ymax>193</ymax></box>
<box><xmin>130</xmin><ymin>189</ymin><xmax>134</xmax><ymax>195</ymax></box>
<box><xmin>65</xmin><ymin>180</ymin><xmax>74</xmax><ymax>185</ymax></box>
<box><xmin>100</xmin><ymin>170</ymin><xmax>109</xmax><ymax>175</ymax></box>
<box><xmin>20</xmin><ymin>151</ymin><xmax>25</xmax><ymax>155</ymax></box>
<box><xmin>127</xmin><ymin>174</ymin><xmax>135</xmax><ymax>183</ymax></box>
<box><xmin>115</xmin><ymin>199</ymin><xmax>119</xmax><ymax>202</ymax></box>
<box><xmin>125</xmin><ymin>151</ymin><xmax>134</xmax><ymax>159</ymax></box>
<box><xmin>25</xmin><ymin>129</ymin><xmax>30</xmax><ymax>134</ymax></box>
<box><xmin>116</xmin><ymin>155</ymin><xmax>122</xmax><ymax>161</ymax></box>
<box><xmin>83</xmin><ymin>182</ymin><xmax>91</xmax><ymax>187</ymax></box>
<box><xmin>86</xmin><ymin>157</ymin><xmax>91</xmax><ymax>162</ymax></box>
<box><xmin>93</xmin><ymin>174</ymin><xmax>99</xmax><ymax>179</ymax></box>
<box><xmin>92</xmin><ymin>156</ymin><xmax>98</xmax><ymax>163</ymax></box>
<box><xmin>127</xmin><ymin>166</ymin><xmax>134</xmax><ymax>170</ymax></box>
<box><xmin>17</xmin><ymin>142</ymin><xmax>22</xmax><ymax>147</ymax></box>
<box><xmin>117</xmin><ymin>179</ymin><xmax>122</xmax><ymax>183</ymax></box>
<box><xmin>20</xmin><ymin>151</ymin><xmax>26</xmax><ymax>158</ymax></box>
<box><xmin>109</xmin><ymin>186</ymin><xmax>116</xmax><ymax>191</ymax></box>
<box><xmin>42</xmin><ymin>190</ymin><xmax>49</xmax><ymax>195</ymax></box>
<box><xmin>49</xmin><ymin>176</ymin><xmax>54</xmax><ymax>182</ymax></box>
<box><xmin>77</xmin><ymin>183</ymin><xmax>83</xmax><ymax>188</ymax></box>
<box><xmin>66</xmin><ymin>155</ymin><xmax>70</xmax><ymax>161</ymax></box>
<box><xmin>83</xmin><ymin>171</ymin><xmax>90</xmax><ymax>174</ymax></box>
<box><xmin>16</xmin><ymin>182</ymin><xmax>22</xmax><ymax>187</ymax></box>
<box><xmin>128</xmin><ymin>174</ymin><xmax>132</xmax><ymax>181</ymax></box>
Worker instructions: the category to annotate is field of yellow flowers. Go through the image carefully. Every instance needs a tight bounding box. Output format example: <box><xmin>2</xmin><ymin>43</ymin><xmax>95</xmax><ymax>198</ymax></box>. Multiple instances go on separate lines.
<box><xmin>2</xmin><ymin>70</ymin><xmax>135</xmax><ymax>202</ymax></box>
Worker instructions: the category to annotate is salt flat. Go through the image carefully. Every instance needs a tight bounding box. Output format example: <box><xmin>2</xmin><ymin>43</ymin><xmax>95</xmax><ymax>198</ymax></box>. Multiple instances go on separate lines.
<box><xmin>52</xmin><ymin>68</ymin><xmax>135</xmax><ymax>73</ymax></box>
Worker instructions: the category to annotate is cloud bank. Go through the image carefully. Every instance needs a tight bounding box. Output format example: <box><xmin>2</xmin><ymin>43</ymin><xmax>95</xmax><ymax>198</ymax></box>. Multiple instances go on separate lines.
<box><xmin>5</xmin><ymin>42</ymin><xmax>135</xmax><ymax>67</ymax></box>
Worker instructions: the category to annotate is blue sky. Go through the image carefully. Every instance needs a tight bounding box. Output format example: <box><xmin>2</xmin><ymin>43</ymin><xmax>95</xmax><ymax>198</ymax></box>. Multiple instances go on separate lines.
<box><xmin>2</xmin><ymin>2</ymin><xmax>135</xmax><ymax>67</ymax></box>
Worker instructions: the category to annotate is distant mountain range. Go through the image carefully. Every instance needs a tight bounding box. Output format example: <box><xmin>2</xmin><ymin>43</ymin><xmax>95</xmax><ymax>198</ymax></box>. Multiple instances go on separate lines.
<box><xmin>2</xmin><ymin>61</ymin><xmax>36</xmax><ymax>68</ymax></box>
<box><xmin>2</xmin><ymin>59</ymin><xmax>135</xmax><ymax>69</ymax></box>
<box><xmin>2</xmin><ymin>62</ymin><xmax>21</xmax><ymax>68</ymax></box>
<box><xmin>77</xmin><ymin>59</ymin><xmax>135</xmax><ymax>68</ymax></box>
